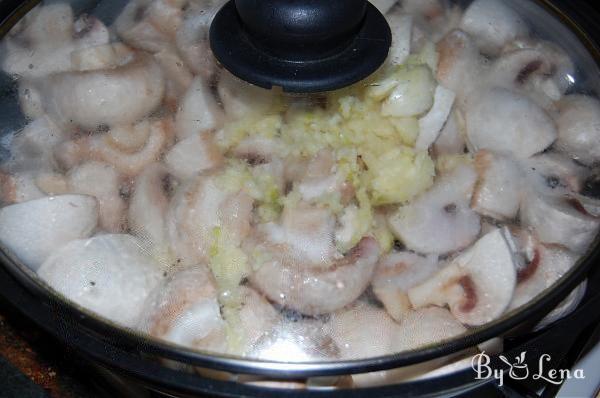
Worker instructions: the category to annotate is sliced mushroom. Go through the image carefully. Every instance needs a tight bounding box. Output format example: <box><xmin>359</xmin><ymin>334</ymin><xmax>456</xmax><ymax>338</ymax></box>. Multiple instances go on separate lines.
<box><xmin>415</xmin><ymin>85</ymin><xmax>456</xmax><ymax>150</ymax></box>
<box><xmin>7</xmin><ymin>116</ymin><xmax>65</xmax><ymax>172</ymax></box>
<box><xmin>520</xmin><ymin>189</ymin><xmax>599</xmax><ymax>253</ymax></box>
<box><xmin>166</xmin><ymin>174</ymin><xmax>253</xmax><ymax>265</ymax></box>
<box><xmin>408</xmin><ymin>228</ymin><xmax>517</xmax><ymax>326</ymax></box>
<box><xmin>70</xmin><ymin>42</ymin><xmax>135</xmax><ymax>72</ymax></box>
<box><xmin>0</xmin><ymin>171</ymin><xmax>45</xmax><ymax>205</ymax></box>
<box><xmin>40</xmin><ymin>52</ymin><xmax>164</xmax><ymax>129</ymax></box>
<box><xmin>372</xmin><ymin>251</ymin><xmax>440</xmax><ymax>321</ymax></box>
<box><xmin>66</xmin><ymin>161</ymin><xmax>125</xmax><ymax>233</ymax></box>
<box><xmin>2</xmin><ymin>5</ymin><xmax>110</xmax><ymax>78</ymax></box>
<box><xmin>128</xmin><ymin>163</ymin><xmax>172</xmax><ymax>264</ymax></box>
<box><xmin>508</xmin><ymin>240</ymin><xmax>578</xmax><ymax>311</ymax></box>
<box><xmin>261</xmin><ymin>203</ymin><xmax>337</xmax><ymax>268</ymax></box>
<box><xmin>175</xmin><ymin>4</ymin><xmax>221</xmax><ymax>78</ymax></box>
<box><xmin>164</xmin><ymin>133</ymin><xmax>223</xmax><ymax>180</ymax></box>
<box><xmin>436</xmin><ymin>30</ymin><xmax>485</xmax><ymax>102</ymax></box>
<box><xmin>523</xmin><ymin>152</ymin><xmax>587</xmax><ymax>196</ymax></box>
<box><xmin>502</xmin><ymin>38</ymin><xmax>575</xmax><ymax>94</ymax></box>
<box><xmin>327</xmin><ymin>303</ymin><xmax>401</xmax><ymax>361</ymax></box>
<box><xmin>471</xmin><ymin>150</ymin><xmax>523</xmax><ymax>220</ymax></box>
<box><xmin>433</xmin><ymin>109</ymin><xmax>465</xmax><ymax>155</ymax></box>
<box><xmin>38</xmin><ymin>234</ymin><xmax>164</xmax><ymax>328</ymax></box>
<box><xmin>486</xmin><ymin>45</ymin><xmax>574</xmax><ymax>109</ymax></box>
<box><xmin>0</xmin><ymin>195</ymin><xmax>98</xmax><ymax>270</ymax></box>
<box><xmin>386</xmin><ymin>12</ymin><xmax>412</xmax><ymax>66</ymax></box>
<box><xmin>175</xmin><ymin>76</ymin><xmax>224</xmax><ymax>139</ymax></box>
<box><xmin>388</xmin><ymin>164</ymin><xmax>480</xmax><ymax>255</ymax></box>
<box><xmin>252</xmin><ymin>318</ymin><xmax>337</xmax><ymax>362</ymax></box>
<box><xmin>137</xmin><ymin>265</ymin><xmax>227</xmax><ymax>351</ymax></box>
<box><xmin>249</xmin><ymin>237</ymin><xmax>380</xmax><ymax>316</ymax></box>
<box><xmin>114</xmin><ymin>0</ymin><xmax>177</xmax><ymax>53</ymax></box>
<box><xmin>154</xmin><ymin>48</ymin><xmax>194</xmax><ymax>109</ymax></box>
<box><xmin>465</xmin><ymin>88</ymin><xmax>557</xmax><ymax>159</ymax></box>
<box><xmin>459</xmin><ymin>0</ymin><xmax>528</xmax><ymax>56</ymax></box>
<box><xmin>555</xmin><ymin>95</ymin><xmax>600</xmax><ymax>166</ymax></box>
<box><xmin>58</xmin><ymin>119</ymin><xmax>172</xmax><ymax>177</ymax></box>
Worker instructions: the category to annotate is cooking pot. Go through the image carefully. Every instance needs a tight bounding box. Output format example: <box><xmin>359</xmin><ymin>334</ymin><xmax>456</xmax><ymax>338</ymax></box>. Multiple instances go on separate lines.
<box><xmin>0</xmin><ymin>0</ymin><xmax>600</xmax><ymax>396</ymax></box>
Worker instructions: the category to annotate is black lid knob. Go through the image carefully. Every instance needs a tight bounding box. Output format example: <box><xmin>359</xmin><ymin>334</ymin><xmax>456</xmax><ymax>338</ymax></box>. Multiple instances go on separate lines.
<box><xmin>209</xmin><ymin>0</ymin><xmax>392</xmax><ymax>93</ymax></box>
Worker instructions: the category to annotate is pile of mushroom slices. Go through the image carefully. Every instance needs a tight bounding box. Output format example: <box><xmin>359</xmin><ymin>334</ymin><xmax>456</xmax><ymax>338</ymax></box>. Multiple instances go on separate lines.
<box><xmin>0</xmin><ymin>0</ymin><xmax>599</xmax><ymax>381</ymax></box>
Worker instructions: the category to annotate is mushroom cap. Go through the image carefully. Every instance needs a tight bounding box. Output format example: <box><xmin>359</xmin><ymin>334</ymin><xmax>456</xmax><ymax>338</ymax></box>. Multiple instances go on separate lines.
<box><xmin>408</xmin><ymin>228</ymin><xmax>517</xmax><ymax>326</ymax></box>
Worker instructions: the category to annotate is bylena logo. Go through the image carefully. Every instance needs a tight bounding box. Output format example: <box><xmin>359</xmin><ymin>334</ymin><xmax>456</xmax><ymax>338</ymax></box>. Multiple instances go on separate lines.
<box><xmin>471</xmin><ymin>352</ymin><xmax>586</xmax><ymax>387</ymax></box>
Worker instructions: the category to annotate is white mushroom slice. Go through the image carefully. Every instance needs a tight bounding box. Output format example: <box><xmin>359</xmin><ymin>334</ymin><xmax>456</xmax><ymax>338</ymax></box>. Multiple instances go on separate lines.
<box><xmin>89</xmin><ymin>119</ymin><xmax>172</xmax><ymax>176</ymax></box>
<box><xmin>328</xmin><ymin>305</ymin><xmax>467</xmax><ymax>387</ymax></box>
<box><xmin>520</xmin><ymin>190</ymin><xmax>599</xmax><ymax>253</ymax></box>
<box><xmin>218</xmin><ymin>71</ymin><xmax>275</xmax><ymax>120</ymax></box>
<box><xmin>38</xmin><ymin>234</ymin><xmax>163</xmax><ymax>328</ymax></box>
<box><xmin>459</xmin><ymin>0</ymin><xmax>528</xmax><ymax>56</ymax></box>
<box><xmin>70</xmin><ymin>43</ymin><xmax>135</xmax><ymax>72</ymax></box>
<box><xmin>114</xmin><ymin>0</ymin><xmax>172</xmax><ymax>53</ymax></box>
<box><xmin>386</xmin><ymin>13</ymin><xmax>412</xmax><ymax>66</ymax></box>
<box><xmin>175</xmin><ymin>76</ymin><xmax>224</xmax><ymax>139</ymax></box>
<box><xmin>382</xmin><ymin>65</ymin><xmax>436</xmax><ymax>117</ymax></box>
<box><xmin>138</xmin><ymin>266</ymin><xmax>226</xmax><ymax>351</ymax></box>
<box><xmin>250</xmin><ymin>237</ymin><xmax>380</xmax><ymax>316</ymax></box>
<box><xmin>175</xmin><ymin>5</ymin><xmax>221</xmax><ymax>78</ymax></box>
<box><xmin>394</xmin><ymin>307</ymin><xmax>467</xmax><ymax>351</ymax></box>
<box><xmin>471</xmin><ymin>150</ymin><xmax>523</xmax><ymax>220</ymax></box>
<box><xmin>508</xmin><ymin>244</ymin><xmax>578</xmax><ymax>311</ymax></box>
<box><xmin>436</xmin><ymin>30</ymin><xmax>485</xmax><ymax>102</ymax></box>
<box><xmin>327</xmin><ymin>304</ymin><xmax>401</xmax><ymax>361</ymax></box>
<box><xmin>388</xmin><ymin>165</ymin><xmax>480</xmax><ymax>255</ymax></box>
<box><xmin>371</xmin><ymin>0</ymin><xmax>397</xmax><ymax>15</ymax></box>
<box><xmin>262</xmin><ymin>204</ymin><xmax>337</xmax><ymax>268</ymax></box>
<box><xmin>41</xmin><ymin>53</ymin><xmax>165</xmax><ymax>129</ymax></box>
<box><xmin>167</xmin><ymin>175</ymin><xmax>253</xmax><ymax>265</ymax></box>
<box><xmin>2</xmin><ymin>6</ymin><xmax>110</xmax><ymax>78</ymax></box>
<box><xmin>105</xmin><ymin>122</ymin><xmax>152</xmax><ymax>153</ymax></box>
<box><xmin>67</xmin><ymin>161</ymin><xmax>125</xmax><ymax>233</ymax></box>
<box><xmin>408</xmin><ymin>228</ymin><xmax>517</xmax><ymax>326</ymax></box>
<box><xmin>236</xmin><ymin>286</ymin><xmax>280</xmax><ymax>353</ymax></box>
<box><xmin>372</xmin><ymin>252</ymin><xmax>440</xmax><ymax>321</ymax></box>
<box><xmin>523</xmin><ymin>152</ymin><xmax>587</xmax><ymax>196</ymax></box>
<box><xmin>503</xmin><ymin>38</ymin><xmax>575</xmax><ymax>94</ymax></box>
<box><xmin>164</xmin><ymin>133</ymin><xmax>223</xmax><ymax>180</ymax></box>
<box><xmin>35</xmin><ymin>172</ymin><xmax>69</xmax><ymax>196</ymax></box>
<box><xmin>465</xmin><ymin>88</ymin><xmax>558</xmax><ymax>159</ymax></box>
<box><xmin>0</xmin><ymin>171</ymin><xmax>45</xmax><ymax>205</ymax></box>
<box><xmin>252</xmin><ymin>318</ymin><xmax>337</xmax><ymax>362</ymax></box>
<box><xmin>154</xmin><ymin>48</ymin><xmax>194</xmax><ymax>105</ymax></box>
<box><xmin>555</xmin><ymin>95</ymin><xmax>600</xmax><ymax>166</ymax></box>
<box><xmin>0</xmin><ymin>195</ymin><xmax>98</xmax><ymax>270</ymax></box>
<box><xmin>416</xmin><ymin>85</ymin><xmax>456</xmax><ymax>150</ymax></box>
<box><xmin>433</xmin><ymin>109</ymin><xmax>465</xmax><ymax>155</ymax></box>
<box><xmin>7</xmin><ymin>116</ymin><xmax>64</xmax><ymax>172</ymax></box>
<box><xmin>128</xmin><ymin>163</ymin><xmax>172</xmax><ymax>264</ymax></box>
<box><xmin>486</xmin><ymin>47</ymin><xmax>574</xmax><ymax>109</ymax></box>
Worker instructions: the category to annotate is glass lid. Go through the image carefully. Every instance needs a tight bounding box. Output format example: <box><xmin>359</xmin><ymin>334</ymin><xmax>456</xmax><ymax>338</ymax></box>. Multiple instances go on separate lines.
<box><xmin>1</xmin><ymin>0</ymin><xmax>600</xmax><ymax>383</ymax></box>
